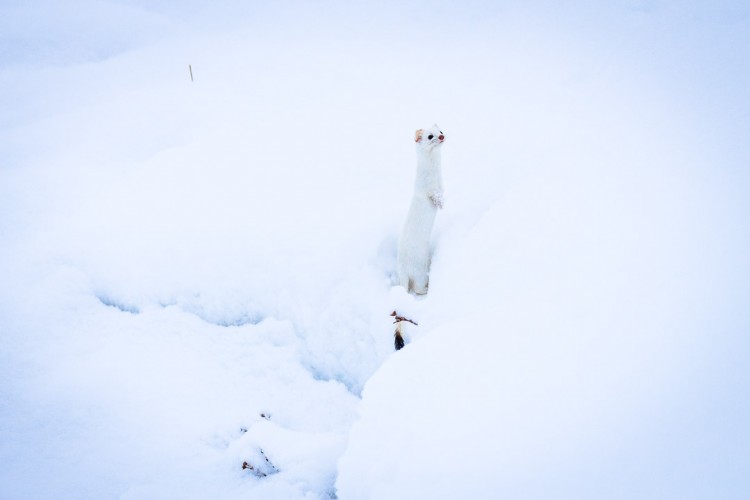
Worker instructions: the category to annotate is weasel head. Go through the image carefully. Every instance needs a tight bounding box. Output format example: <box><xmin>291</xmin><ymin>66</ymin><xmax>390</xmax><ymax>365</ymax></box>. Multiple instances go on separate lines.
<box><xmin>414</xmin><ymin>124</ymin><xmax>445</xmax><ymax>155</ymax></box>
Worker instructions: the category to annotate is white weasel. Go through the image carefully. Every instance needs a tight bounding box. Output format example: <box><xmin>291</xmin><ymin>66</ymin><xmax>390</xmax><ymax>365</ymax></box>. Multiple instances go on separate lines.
<box><xmin>396</xmin><ymin>124</ymin><xmax>445</xmax><ymax>295</ymax></box>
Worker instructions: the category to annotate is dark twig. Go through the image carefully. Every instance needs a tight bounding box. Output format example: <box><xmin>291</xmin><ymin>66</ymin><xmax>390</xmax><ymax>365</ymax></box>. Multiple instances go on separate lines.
<box><xmin>242</xmin><ymin>461</ymin><xmax>265</xmax><ymax>476</ymax></box>
<box><xmin>391</xmin><ymin>310</ymin><xmax>418</xmax><ymax>326</ymax></box>
<box><xmin>242</xmin><ymin>448</ymin><xmax>278</xmax><ymax>477</ymax></box>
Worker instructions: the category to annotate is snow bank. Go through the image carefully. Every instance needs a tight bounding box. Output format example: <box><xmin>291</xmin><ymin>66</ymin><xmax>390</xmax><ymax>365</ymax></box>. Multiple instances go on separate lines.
<box><xmin>337</xmin><ymin>145</ymin><xmax>750</xmax><ymax>498</ymax></box>
<box><xmin>336</xmin><ymin>4</ymin><xmax>750</xmax><ymax>497</ymax></box>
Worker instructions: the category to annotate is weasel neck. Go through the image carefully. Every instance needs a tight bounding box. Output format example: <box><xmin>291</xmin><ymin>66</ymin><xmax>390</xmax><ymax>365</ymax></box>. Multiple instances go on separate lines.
<box><xmin>415</xmin><ymin>149</ymin><xmax>443</xmax><ymax>192</ymax></box>
<box><xmin>417</xmin><ymin>148</ymin><xmax>442</xmax><ymax>169</ymax></box>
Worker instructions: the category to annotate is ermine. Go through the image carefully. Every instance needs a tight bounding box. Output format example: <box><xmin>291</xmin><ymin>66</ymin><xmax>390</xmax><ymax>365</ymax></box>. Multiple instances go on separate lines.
<box><xmin>393</xmin><ymin>124</ymin><xmax>444</xmax><ymax>349</ymax></box>
<box><xmin>397</xmin><ymin>124</ymin><xmax>445</xmax><ymax>295</ymax></box>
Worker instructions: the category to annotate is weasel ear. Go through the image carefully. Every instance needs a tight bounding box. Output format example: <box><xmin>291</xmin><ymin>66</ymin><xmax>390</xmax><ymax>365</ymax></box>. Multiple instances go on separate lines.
<box><xmin>415</xmin><ymin>129</ymin><xmax>424</xmax><ymax>143</ymax></box>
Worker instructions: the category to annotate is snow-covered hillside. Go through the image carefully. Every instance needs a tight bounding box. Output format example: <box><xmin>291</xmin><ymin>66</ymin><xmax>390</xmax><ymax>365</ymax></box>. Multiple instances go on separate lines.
<box><xmin>1</xmin><ymin>1</ymin><xmax>749</xmax><ymax>499</ymax></box>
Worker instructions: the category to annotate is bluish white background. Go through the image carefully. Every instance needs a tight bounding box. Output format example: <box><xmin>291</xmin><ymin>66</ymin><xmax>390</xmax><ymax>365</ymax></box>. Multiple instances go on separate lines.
<box><xmin>1</xmin><ymin>1</ymin><xmax>749</xmax><ymax>499</ymax></box>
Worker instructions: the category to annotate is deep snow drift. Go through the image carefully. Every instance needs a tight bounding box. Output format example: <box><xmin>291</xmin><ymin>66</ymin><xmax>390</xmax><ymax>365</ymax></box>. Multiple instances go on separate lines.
<box><xmin>1</xmin><ymin>1</ymin><xmax>749</xmax><ymax>499</ymax></box>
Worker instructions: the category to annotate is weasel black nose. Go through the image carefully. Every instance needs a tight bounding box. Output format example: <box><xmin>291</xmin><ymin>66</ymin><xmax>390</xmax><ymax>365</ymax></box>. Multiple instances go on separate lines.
<box><xmin>438</xmin><ymin>134</ymin><xmax>445</xmax><ymax>141</ymax></box>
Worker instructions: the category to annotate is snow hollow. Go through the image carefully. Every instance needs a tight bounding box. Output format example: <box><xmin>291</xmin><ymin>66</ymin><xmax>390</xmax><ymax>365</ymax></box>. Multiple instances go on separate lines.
<box><xmin>1</xmin><ymin>1</ymin><xmax>749</xmax><ymax>499</ymax></box>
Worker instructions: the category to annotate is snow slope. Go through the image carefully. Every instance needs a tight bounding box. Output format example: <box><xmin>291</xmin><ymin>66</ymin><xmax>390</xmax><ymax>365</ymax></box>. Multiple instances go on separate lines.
<box><xmin>337</xmin><ymin>126</ymin><xmax>750</xmax><ymax>499</ymax></box>
<box><xmin>1</xmin><ymin>1</ymin><xmax>749</xmax><ymax>499</ymax></box>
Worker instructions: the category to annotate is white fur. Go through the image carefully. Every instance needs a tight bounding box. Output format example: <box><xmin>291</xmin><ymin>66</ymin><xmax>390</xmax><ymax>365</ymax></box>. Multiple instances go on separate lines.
<box><xmin>397</xmin><ymin>124</ymin><xmax>445</xmax><ymax>295</ymax></box>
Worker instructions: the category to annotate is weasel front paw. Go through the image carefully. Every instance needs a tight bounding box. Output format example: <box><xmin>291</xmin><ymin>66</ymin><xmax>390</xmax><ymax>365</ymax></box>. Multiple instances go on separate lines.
<box><xmin>429</xmin><ymin>192</ymin><xmax>444</xmax><ymax>209</ymax></box>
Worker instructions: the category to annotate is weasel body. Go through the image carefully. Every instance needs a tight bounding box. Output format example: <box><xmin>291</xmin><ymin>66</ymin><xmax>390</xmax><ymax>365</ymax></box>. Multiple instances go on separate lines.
<box><xmin>396</xmin><ymin>124</ymin><xmax>445</xmax><ymax>295</ymax></box>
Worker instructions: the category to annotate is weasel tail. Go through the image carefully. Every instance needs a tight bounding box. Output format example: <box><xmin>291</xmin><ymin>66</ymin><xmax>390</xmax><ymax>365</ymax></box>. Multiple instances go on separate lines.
<box><xmin>393</xmin><ymin>124</ymin><xmax>445</xmax><ymax>350</ymax></box>
<box><xmin>397</xmin><ymin>124</ymin><xmax>445</xmax><ymax>296</ymax></box>
<box><xmin>390</xmin><ymin>311</ymin><xmax>418</xmax><ymax>351</ymax></box>
<box><xmin>394</xmin><ymin>323</ymin><xmax>405</xmax><ymax>351</ymax></box>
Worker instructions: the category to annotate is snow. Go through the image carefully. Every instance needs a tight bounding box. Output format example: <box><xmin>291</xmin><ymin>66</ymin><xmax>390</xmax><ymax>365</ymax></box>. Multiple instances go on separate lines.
<box><xmin>2</xmin><ymin>1</ymin><xmax>749</xmax><ymax>499</ymax></box>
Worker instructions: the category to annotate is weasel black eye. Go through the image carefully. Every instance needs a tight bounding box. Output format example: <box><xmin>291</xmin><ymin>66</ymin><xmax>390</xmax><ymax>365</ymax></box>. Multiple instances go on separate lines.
<box><xmin>428</xmin><ymin>134</ymin><xmax>434</xmax><ymax>140</ymax></box>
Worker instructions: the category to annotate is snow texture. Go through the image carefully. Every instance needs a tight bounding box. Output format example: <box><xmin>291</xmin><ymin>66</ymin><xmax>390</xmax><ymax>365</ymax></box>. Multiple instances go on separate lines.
<box><xmin>1</xmin><ymin>1</ymin><xmax>749</xmax><ymax>499</ymax></box>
